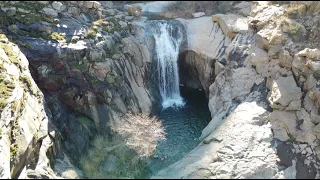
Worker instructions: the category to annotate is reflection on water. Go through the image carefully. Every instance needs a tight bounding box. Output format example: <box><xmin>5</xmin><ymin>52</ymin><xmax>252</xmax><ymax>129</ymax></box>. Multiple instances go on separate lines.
<box><xmin>99</xmin><ymin>87</ymin><xmax>211</xmax><ymax>179</ymax></box>
<box><xmin>145</xmin><ymin>86</ymin><xmax>211</xmax><ymax>177</ymax></box>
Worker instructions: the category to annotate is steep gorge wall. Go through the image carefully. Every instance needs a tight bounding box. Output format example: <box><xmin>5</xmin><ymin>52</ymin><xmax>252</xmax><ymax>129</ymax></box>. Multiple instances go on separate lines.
<box><xmin>0</xmin><ymin>1</ymin><xmax>160</xmax><ymax>178</ymax></box>
<box><xmin>0</xmin><ymin>32</ymin><xmax>67</xmax><ymax>179</ymax></box>
<box><xmin>154</xmin><ymin>1</ymin><xmax>320</xmax><ymax>179</ymax></box>
<box><xmin>177</xmin><ymin>17</ymin><xmax>230</xmax><ymax>94</ymax></box>
<box><xmin>2</xmin><ymin>0</ymin><xmax>320</xmax><ymax>179</ymax></box>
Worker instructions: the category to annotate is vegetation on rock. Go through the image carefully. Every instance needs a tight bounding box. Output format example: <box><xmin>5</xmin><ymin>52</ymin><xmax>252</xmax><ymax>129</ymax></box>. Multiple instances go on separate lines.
<box><xmin>50</xmin><ymin>32</ymin><xmax>66</xmax><ymax>41</ymax></box>
<box><xmin>79</xmin><ymin>135</ymin><xmax>149</xmax><ymax>179</ymax></box>
<box><xmin>0</xmin><ymin>73</ymin><xmax>14</xmax><ymax>110</ymax></box>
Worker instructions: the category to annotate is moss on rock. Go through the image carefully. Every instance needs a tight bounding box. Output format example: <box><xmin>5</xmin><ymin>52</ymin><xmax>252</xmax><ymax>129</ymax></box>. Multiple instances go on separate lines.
<box><xmin>0</xmin><ymin>1</ymin><xmax>51</xmax><ymax>26</ymax></box>
<box><xmin>0</xmin><ymin>73</ymin><xmax>15</xmax><ymax>111</ymax></box>
<box><xmin>85</xmin><ymin>28</ymin><xmax>98</xmax><ymax>39</ymax></box>
<box><xmin>50</xmin><ymin>32</ymin><xmax>66</xmax><ymax>41</ymax></box>
<box><xmin>0</xmin><ymin>42</ymin><xmax>20</xmax><ymax>65</ymax></box>
<box><xmin>19</xmin><ymin>74</ymin><xmax>37</xmax><ymax>95</ymax></box>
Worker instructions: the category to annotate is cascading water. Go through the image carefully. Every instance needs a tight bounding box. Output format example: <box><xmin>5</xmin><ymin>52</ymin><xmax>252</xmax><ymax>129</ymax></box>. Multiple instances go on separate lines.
<box><xmin>140</xmin><ymin>20</ymin><xmax>211</xmax><ymax>178</ymax></box>
<box><xmin>151</xmin><ymin>21</ymin><xmax>185</xmax><ymax>109</ymax></box>
<box><xmin>88</xmin><ymin>18</ymin><xmax>212</xmax><ymax>179</ymax></box>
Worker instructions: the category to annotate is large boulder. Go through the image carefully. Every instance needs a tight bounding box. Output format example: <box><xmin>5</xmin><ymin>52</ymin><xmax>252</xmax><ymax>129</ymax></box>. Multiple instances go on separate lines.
<box><xmin>269</xmin><ymin>110</ymin><xmax>298</xmax><ymax>141</ymax></box>
<box><xmin>267</xmin><ymin>75</ymin><xmax>302</xmax><ymax>110</ymax></box>
<box><xmin>249</xmin><ymin>46</ymin><xmax>269</xmax><ymax>75</ymax></box>
<box><xmin>88</xmin><ymin>61</ymin><xmax>112</xmax><ymax>81</ymax></box>
<box><xmin>249</xmin><ymin>3</ymin><xmax>285</xmax><ymax>30</ymax></box>
<box><xmin>124</xmin><ymin>4</ymin><xmax>142</xmax><ymax>17</ymax></box>
<box><xmin>297</xmin><ymin>48</ymin><xmax>320</xmax><ymax>60</ymax></box>
<box><xmin>83</xmin><ymin>1</ymin><xmax>94</xmax><ymax>9</ymax></box>
<box><xmin>178</xmin><ymin>16</ymin><xmax>230</xmax><ymax>60</ymax></box>
<box><xmin>202</xmin><ymin>67</ymin><xmax>263</xmax><ymax>140</ymax></box>
<box><xmin>67</xmin><ymin>7</ymin><xmax>80</xmax><ymax>17</ymax></box>
<box><xmin>121</xmin><ymin>36</ymin><xmax>151</xmax><ymax>67</ymax></box>
<box><xmin>192</xmin><ymin>12</ymin><xmax>205</xmax><ymax>18</ymax></box>
<box><xmin>177</xmin><ymin>17</ymin><xmax>230</xmax><ymax>93</ymax></box>
<box><xmin>212</xmin><ymin>14</ymin><xmax>248</xmax><ymax>39</ymax></box>
<box><xmin>153</xmin><ymin>92</ymin><xmax>285</xmax><ymax>179</ymax></box>
<box><xmin>51</xmin><ymin>1</ymin><xmax>66</xmax><ymax>13</ymax></box>
<box><xmin>42</xmin><ymin>7</ymin><xmax>58</xmax><ymax>17</ymax></box>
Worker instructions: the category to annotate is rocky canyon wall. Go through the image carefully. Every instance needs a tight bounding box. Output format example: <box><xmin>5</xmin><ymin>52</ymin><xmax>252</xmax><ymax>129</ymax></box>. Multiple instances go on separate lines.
<box><xmin>1</xmin><ymin>0</ymin><xmax>320</xmax><ymax>179</ymax></box>
<box><xmin>0</xmin><ymin>1</ymin><xmax>159</xmax><ymax>178</ymax></box>
<box><xmin>154</xmin><ymin>1</ymin><xmax>320</xmax><ymax>179</ymax></box>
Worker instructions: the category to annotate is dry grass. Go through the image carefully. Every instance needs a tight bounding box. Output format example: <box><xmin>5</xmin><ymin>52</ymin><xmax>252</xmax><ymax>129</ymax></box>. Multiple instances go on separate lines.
<box><xmin>285</xmin><ymin>2</ymin><xmax>320</xmax><ymax>16</ymax></box>
<box><xmin>111</xmin><ymin>113</ymin><xmax>166</xmax><ymax>157</ymax></box>
<box><xmin>79</xmin><ymin>135</ymin><xmax>117</xmax><ymax>178</ymax></box>
<box><xmin>79</xmin><ymin>134</ymin><xmax>150</xmax><ymax>178</ymax></box>
<box><xmin>275</xmin><ymin>16</ymin><xmax>291</xmax><ymax>26</ymax></box>
<box><xmin>273</xmin><ymin>16</ymin><xmax>305</xmax><ymax>35</ymax></box>
<box><xmin>84</xmin><ymin>28</ymin><xmax>97</xmax><ymax>39</ymax></box>
<box><xmin>163</xmin><ymin>1</ymin><xmax>219</xmax><ymax>18</ymax></box>
<box><xmin>285</xmin><ymin>3</ymin><xmax>307</xmax><ymax>15</ymax></box>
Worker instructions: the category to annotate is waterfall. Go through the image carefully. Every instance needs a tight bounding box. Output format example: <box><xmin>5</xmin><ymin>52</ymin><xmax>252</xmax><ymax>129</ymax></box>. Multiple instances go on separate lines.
<box><xmin>151</xmin><ymin>21</ymin><xmax>185</xmax><ymax>109</ymax></box>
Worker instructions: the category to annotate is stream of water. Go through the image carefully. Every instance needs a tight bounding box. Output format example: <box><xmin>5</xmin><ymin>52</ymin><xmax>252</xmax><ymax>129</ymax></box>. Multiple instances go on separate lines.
<box><xmin>94</xmin><ymin>18</ymin><xmax>211</xmax><ymax>179</ymax></box>
<box><xmin>145</xmin><ymin>87</ymin><xmax>211</xmax><ymax>177</ymax></box>
<box><xmin>142</xmin><ymin>20</ymin><xmax>211</xmax><ymax>177</ymax></box>
<box><xmin>150</xmin><ymin>20</ymin><xmax>185</xmax><ymax>109</ymax></box>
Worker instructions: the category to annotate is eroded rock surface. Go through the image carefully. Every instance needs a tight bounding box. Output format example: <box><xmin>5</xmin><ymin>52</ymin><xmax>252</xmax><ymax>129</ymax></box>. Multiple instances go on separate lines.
<box><xmin>2</xmin><ymin>0</ymin><xmax>320</xmax><ymax>179</ymax></box>
<box><xmin>153</xmin><ymin>92</ymin><xmax>285</xmax><ymax>179</ymax></box>
<box><xmin>155</xmin><ymin>1</ymin><xmax>320</xmax><ymax>178</ymax></box>
<box><xmin>0</xmin><ymin>1</ymin><xmax>159</xmax><ymax>179</ymax></box>
<box><xmin>0</xmin><ymin>33</ymin><xmax>70</xmax><ymax>179</ymax></box>
<box><xmin>212</xmin><ymin>14</ymin><xmax>248</xmax><ymax>39</ymax></box>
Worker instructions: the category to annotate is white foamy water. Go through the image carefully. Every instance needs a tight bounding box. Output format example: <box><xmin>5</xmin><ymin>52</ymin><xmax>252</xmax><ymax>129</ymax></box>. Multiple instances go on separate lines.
<box><xmin>151</xmin><ymin>21</ymin><xmax>185</xmax><ymax>109</ymax></box>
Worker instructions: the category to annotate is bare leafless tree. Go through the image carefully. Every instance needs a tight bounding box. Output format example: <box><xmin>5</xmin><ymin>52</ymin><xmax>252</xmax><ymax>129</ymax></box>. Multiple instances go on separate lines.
<box><xmin>111</xmin><ymin>113</ymin><xmax>166</xmax><ymax>157</ymax></box>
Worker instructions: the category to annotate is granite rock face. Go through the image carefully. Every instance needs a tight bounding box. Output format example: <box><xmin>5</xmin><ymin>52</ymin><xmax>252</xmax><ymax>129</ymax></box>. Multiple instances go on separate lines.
<box><xmin>0</xmin><ymin>34</ymin><xmax>66</xmax><ymax>179</ymax></box>
<box><xmin>153</xmin><ymin>92</ymin><xmax>286</xmax><ymax>179</ymax></box>
<box><xmin>0</xmin><ymin>1</ymin><xmax>159</xmax><ymax>179</ymax></box>
<box><xmin>154</xmin><ymin>1</ymin><xmax>320</xmax><ymax>178</ymax></box>
<box><xmin>2</xmin><ymin>0</ymin><xmax>320</xmax><ymax>179</ymax></box>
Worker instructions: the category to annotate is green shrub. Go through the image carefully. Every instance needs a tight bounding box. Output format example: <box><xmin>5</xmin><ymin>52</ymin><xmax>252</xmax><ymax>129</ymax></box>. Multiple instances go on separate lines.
<box><xmin>79</xmin><ymin>135</ymin><xmax>150</xmax><ymax>179</ymax></box>
<box><xmin>0</xmin><ymin>42</ymin><xmax>20</xmax><ymax>65</ymax></box>
<box><xmin>84</xmin><ymin>29</ymin><xmax>97</xmax><ymax>39</ymax></box>
<box><xmin>50</xmin><ymin>32</ymin><xmax>66</xmax><ymax>41</ymax></box>
<box><xmin>0</xmin><ymin>73</ymin><xmax>15</xmax><ymax>111</ymax></box>
<box><xmin>10</xmin><ymin>143</ymin><xmax>18</xmax><ymax>159</ymax></box>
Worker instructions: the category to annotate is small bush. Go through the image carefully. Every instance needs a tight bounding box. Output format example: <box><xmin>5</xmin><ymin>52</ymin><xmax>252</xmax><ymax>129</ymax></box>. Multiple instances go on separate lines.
<box><xmin>12</xmin><ymin>100</ymin><xmax>19</xmax><ymax>113</ymax></box>
<box><xmin>111</xmin><ymin>113</ymin><xmax>166</xmax><ymax>157</ymax></box>
<box><xmin>0</xmin><ymin>43</ymin><xmax>20</xmax><ymax>65</ymax></box>
<box><xmin>93</xmin><ymin>19</ymin><xmax>104</xmax><ymax>27</ymax></box>
<box><xmin>19</xmin><ymin>74</ymin><xmax>37</xmax><ymax>95</ymax></box>
<box><xmin>0</xmin><ymin>73</ymin><xmax>15</xmax><ymax>111</ymax></box>
<box><xmin>84</xmin><ymin>29</ymin><xmax>97</xmax><ymax>39</ymax></box>
<box><xmin>50</xmin><ymin>32</ymin><xmax>66</xmax><ymax>41</ymax></box>
<box><xmin>8</xmin><ymin>25</ymin><xmax>18</xmax><ymax>34</ymax></box>
<box><xmin>10</xmin><ymin>143</ymin><xmax>18</xmax><ymax>159</ymax></box>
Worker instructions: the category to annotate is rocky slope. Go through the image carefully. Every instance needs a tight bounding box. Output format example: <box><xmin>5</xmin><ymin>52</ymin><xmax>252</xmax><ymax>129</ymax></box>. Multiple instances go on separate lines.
<box><xmin>0</xmin><ymin>1</ymin><xmax>159</xmax><ymax>178</ymax></box>
<box><xmin>1</xmin><ymin>0</ymin><xmax>320</xmax><ymax>179</ymax></box>
<box><xmin>153</xmin><ymin>1</ymin><xmax>320</xmax><ymax>179</ymax></box>
<box><xmin>0</xmin><ymin>31</ymin><xmax>74</xmax><ymax>179</ymax></box>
